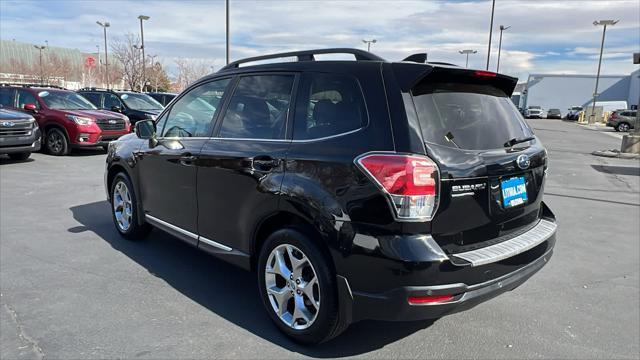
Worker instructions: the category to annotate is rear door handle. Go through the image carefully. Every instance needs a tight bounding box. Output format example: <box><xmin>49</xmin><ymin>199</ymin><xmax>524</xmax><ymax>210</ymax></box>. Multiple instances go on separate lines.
<box><xmin>251</xmin><ymin>156</ymin><xmax>280</xmax><ymax>171</ymax></box>
<box><xmin>179</xmin><ymin>154</ymin><xmax>197</xmax><ymax>166</ymax></box>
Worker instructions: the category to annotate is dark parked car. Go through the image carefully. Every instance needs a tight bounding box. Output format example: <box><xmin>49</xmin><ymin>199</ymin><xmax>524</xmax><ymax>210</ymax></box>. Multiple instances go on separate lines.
<box><xmin>104</xmin><ymin>49</ymin><xmax>556</xmax><ymax>344</ymax></box>
<box><xmin>77</xmin><ymin>88</ymin><xmax>164</xmax><ymax>125</ymax></box>
<box><xmin>0</xmin><ymin>84</ymin><xmax>130</xmax><ymax>156</ymax></box>
<box><xmin>146</xmin><ymin>92</ymin><xmax>177</xmax><ymax>106</ymax></box>
<box><xmin>566</xmin><ymin>106</ymin><xmax>583</xmax><ymax>120</ymax></box>
<box><xmin>546</xmin><ymin>108</ymin><xmax>562</xmax><ymax>119</ymax></box>
<box><xmin>607</xmin><ymin>110</ymin><xmax>637</xmax><ymax>132</ymax></box>
<box><xmin>0</xmin><ymin>107</ymin><xmax>41</xmax><ymax>160</ymax></box>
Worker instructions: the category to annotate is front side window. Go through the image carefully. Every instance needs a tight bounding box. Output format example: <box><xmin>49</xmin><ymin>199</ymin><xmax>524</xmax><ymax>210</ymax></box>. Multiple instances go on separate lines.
<box><xmin>119</xmin><ymin>93</ymin><xmax>163</xmax><ymax>111</ymax></box>
<box><xmin>412</xmin><ymin>82</ymin><xmax>534</xmax><ymax>150</ymax></box>
<box><xmin>218</xmin><ymin>75</ymin><xmax>294</xmax><ymax>140</ymax></box>
<box><xmin>17</xmin><ymin>90</ymin><xmax>39</xmax><ymax>109</ymax></box>
<box><xmin>293</xmin><ymin>73</ymin><xmax>366</xmax><ymax>140</ymax></box>
<box><xmin>161</xmin><ymin>78</ymin><xmax>230</xmax><ymax>138</ymax></box>
<box><xmin>103</xmin><ymin>94</ymin><xmax>123</xmax><ymax>110</ymax></box>
<box><xmin>80</xmin><ymin>92</ymin><xmax>102</xmax><ymax>107</ymax></box>
<box><xmin>0</xmin><ymin>88</ymin><xmax>14</xmax><ymax>107</ymax></box>
<box><xmin>39</xmin><ymin>90</ymin><xmax>96</xmax><ymax>110</ymax></box>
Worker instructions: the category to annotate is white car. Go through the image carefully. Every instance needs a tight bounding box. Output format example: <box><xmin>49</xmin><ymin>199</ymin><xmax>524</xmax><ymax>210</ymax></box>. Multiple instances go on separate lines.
<box><xmin>525</xmin><ymin>106</ymin><xmax>544</xmax><ymax>119</ymax></box>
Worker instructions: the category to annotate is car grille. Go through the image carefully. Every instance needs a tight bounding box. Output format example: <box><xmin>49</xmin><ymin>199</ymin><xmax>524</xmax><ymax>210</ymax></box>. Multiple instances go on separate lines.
<box><xmin>0</xmin><ymin>120</ymin><xmax>34</xmax><ymax>137</ymax></box>
<box><xmin>96</xmin><ymin>118</ymin><xmax>126</xmax><ymax>131</ymax></box>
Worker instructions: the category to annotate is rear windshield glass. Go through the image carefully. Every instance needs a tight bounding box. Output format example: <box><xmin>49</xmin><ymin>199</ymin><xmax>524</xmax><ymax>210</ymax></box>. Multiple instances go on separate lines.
<box><xmin>412</xmin><ymin>82</ymin><xmax>533</xmax><ymax>150</ymax></box>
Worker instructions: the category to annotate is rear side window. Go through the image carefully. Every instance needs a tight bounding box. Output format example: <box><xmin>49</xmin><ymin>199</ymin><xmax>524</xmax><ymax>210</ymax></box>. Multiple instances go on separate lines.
<box><xmin>81</xmin><ymin>92</ymin><xmax>102</xmax><ymax>107</ymax></box>
<box><xmin>293</xmin><ymin>73</ymin><xmax>366</xmax><ymax>140</ymax></box>
<box><xmin>412</xmin><ymin>82</ymin><xmax>533</xmax><ymax>150</ymax></box>
<box><xmin>218</xmin><ymin>75</ymin><xmax>294</xmax><ymax>140</ymax></box>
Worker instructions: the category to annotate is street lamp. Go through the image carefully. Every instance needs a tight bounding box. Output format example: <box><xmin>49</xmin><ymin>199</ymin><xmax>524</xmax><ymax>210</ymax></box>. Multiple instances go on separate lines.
<box><xmin>589</xmin><ymin>19</ymin><xmax>618</xmax><ymax>124</ymax></box>
<box><xmin>486</xmin><ymin>0</ymin><xmax>496</xmax><ymax>70</ymax></box>
<box><xmin>496</xmin><ymin>25</ymin><xmax>510</xmax><ymax>73</ymax></box>
<box><xmin>34</xmin><ymin>44</ymin><xmax>46</xmax><ymax>84</ymax></box>
<box><xmin>138</xmin><ymin>15</ymin><xmax>150</xmax><ymax>92</ymax></box>
<box><xmin>459</xmin><ymin>49</ymin><xmax>477</xmax><ymax>68</ymax></box>
<box><xmin>148</xmin><ymin>54</ymin><xmax>158</xmax><ymax>91</ymax></box>
<box><xmin>362</xmin><ymin>39</ymin><xmax>377</xmax><ymax>52</ymax></box>
<box><xmin>226</xmin><ymin>0</ymin><xmax>230</xmax><ymax>65</ymax></box>
<box><xmin>96</xmin><ymin>21</ymin><xmax>110</xmax><ymax>89</ymax></box>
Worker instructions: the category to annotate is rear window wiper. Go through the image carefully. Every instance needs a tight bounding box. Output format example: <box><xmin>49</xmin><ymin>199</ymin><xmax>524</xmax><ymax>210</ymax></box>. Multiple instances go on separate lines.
<box><xmin>504</xmin><ymin>136</ymin><xmax>535</xmax><ymax>148</ymax></box>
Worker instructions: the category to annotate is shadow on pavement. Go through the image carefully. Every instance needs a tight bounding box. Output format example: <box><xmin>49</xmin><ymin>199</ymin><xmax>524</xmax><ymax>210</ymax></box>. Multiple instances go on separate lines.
<box><xmin>69</xmin><ymin>201</ymin><xmax>434</xmax><ymax>357</ymax></box>
<box><xmin>591</xmin><ymin>164</ymin><xmax>640</xmax><ymax>177</ymax></box>
<box><xmin>0</xmin><ymin>156</ymin><xmax>35</xmax><ymax>165</ymax></box>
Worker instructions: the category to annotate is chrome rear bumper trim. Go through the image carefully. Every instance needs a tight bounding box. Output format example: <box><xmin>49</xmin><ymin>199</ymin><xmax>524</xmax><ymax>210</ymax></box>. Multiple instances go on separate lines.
<box><xmin>451</xmin><ymin>219</ymin><xmax>556</xmax><ymax>267</ymax></box>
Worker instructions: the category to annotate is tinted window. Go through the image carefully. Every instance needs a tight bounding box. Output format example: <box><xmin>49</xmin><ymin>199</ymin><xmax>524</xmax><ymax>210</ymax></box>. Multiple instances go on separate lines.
<box><xmin>104</xmin><ymin>93</ymin><xmax>123</xmax><ymax>110</ymax></box>
<box><xmin>412</xmin><ymin>82</ymin><xmax>534</xmax><ymax>150</ymax></box>
<box><xmin>162</xmin><ymin>78</ymin><xmax>230</xmax><ymax>138</ymax></box>
<box><xmin>293</xmin><ymin>73</ymin><xmax>366</xmax><ymax>140</ymax></box>
<box><xmin>81</xmin><ymin>92</ymin><xmax>102</xmax><ymax>107</ymax></box>
<box><xmin>17</xmin><ymin>90</ymin><xmax>39</xmax><ymax>109</ymax></box>
<box><xmin>0</xmin><ymin>88</ymin><xmax>14</xmax><ymax>107</ymax></box>
<box><xmin>119</xmin><ymin>93</ymin><xmax>163</xmax><ymax>111</ymax></box>
<box><xmin>218</xmin><ymin>75</ymin><xmax>294</xmax><ymax>140</ymax></box>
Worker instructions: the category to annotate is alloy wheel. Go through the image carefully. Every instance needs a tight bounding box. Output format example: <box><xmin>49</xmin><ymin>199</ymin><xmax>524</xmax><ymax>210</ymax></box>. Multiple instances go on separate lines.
<box><xmin>47</xmin><ymin>131</ymin><xmax>63</xmax><ymax>153</ymax></box>
<box><xmin>264</xmin><ymin>244</ymin><xmax>321</xmax><ymax>330</ymax></box>
<box><xmin>113</xmin><ymin>181</ymin><xmax>133</xmax><ymax>231</ymax></box>
<box><xmin>619</xmin><ymin>123</ymin><xmax>630</xmax><ymax>132</ymax></box>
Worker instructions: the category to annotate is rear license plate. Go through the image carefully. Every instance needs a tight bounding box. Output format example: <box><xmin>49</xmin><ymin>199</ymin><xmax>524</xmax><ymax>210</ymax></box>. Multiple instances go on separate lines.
<box><xmin>501</xmin><ymin>176</ymin><xmax>528</xmax><ymax>208</ymax></box>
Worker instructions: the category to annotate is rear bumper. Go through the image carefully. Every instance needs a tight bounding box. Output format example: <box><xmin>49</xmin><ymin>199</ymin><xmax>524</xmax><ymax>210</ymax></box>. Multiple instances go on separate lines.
<box><xmin>335</xmin><ymin>202</ymin><xmax>557</xmax><ymax>323</ymax></box>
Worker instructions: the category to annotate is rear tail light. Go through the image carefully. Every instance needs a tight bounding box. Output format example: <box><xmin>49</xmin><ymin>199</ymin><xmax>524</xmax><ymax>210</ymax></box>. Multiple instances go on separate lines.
<box><xmin>408</xmin><ymin>294</ymin><xmax>454</xmax><ymax>305</ymax></box>
<box><xmin>356</xmin><ymin>153</ymin><xmax>439</xmax><ymax>221</ymax></box>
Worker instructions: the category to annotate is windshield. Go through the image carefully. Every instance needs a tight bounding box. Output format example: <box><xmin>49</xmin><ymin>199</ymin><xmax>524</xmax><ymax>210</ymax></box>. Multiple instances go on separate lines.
<box><xmin>39</xmin><ymin>91</ymin><xmax>97</xmax><ymax>110</ymax></box>
<box><xmin>412</xmin><ymin>82</ymin><xmax>534</xmax><ymax>150</ymax></box>
<box><xmin>119</xmin><ymin>93</ymin><xmax>163</xmax><ymax>110</ymax></box>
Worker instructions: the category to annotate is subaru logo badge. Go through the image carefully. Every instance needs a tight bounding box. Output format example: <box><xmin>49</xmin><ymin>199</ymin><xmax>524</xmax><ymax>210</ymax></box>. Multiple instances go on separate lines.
<box><xmin>516</xmin><ymin>154</ymin><xmax>530</xmax><ymax>170</ymax></box>
<box><xmin>108</xmin><ymin>119</ymin><xmax>117</xmax><ymax>124</ymax></box>
<box><xmin>1</xmin><ymin>121</ymin><xmax>16</xmax><ymax>127</ymax></box>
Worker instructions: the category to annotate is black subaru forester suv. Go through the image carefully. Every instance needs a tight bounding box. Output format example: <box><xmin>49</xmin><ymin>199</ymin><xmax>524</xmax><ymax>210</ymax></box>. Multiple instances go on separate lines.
<box><xmin>105</xmin><ymin>49</ymin><xmax>556</xmax><ymax>344</ymax></box>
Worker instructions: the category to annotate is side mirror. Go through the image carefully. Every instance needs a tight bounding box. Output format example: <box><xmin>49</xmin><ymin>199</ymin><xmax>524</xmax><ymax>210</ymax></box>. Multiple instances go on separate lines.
<box><xmin>24</xmin><ymin>103</ymin><xmax>37</xmax><ymax>112</ymax></box>
<box><xmin>111</xmin><ymin>105</ymin><xmax>122</xmax><ymax>112</ymax></box>
<box><xmin>135</xmin><ymin>120</ymin><xmax>156</xmax><ymax>140</ymax></box>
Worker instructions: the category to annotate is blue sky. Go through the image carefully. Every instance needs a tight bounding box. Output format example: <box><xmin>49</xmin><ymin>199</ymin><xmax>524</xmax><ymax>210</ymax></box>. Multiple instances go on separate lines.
<box><xmin>1</xmin><ymin>0</ymin><xmax>638</xmax><ymax>81</ymax></box>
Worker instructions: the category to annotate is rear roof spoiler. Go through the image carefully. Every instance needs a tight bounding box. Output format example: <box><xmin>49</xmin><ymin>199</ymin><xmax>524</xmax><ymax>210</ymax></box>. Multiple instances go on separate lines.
<box><xmin>391</xmin><ymin>62</ymin><xmax>518</xmax><ymax>96</ymax></box>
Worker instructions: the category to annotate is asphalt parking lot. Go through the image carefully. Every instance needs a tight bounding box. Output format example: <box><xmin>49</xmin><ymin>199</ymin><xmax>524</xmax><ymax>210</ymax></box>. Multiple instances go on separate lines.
<box><xmin>1</xmin><ymin>119</ymin><xmax>639</xmax><ymax>359</ymax></box>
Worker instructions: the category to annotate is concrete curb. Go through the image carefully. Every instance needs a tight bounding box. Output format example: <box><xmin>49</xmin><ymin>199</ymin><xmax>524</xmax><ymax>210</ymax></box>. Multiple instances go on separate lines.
<box><xmin>592</xmin><ymin>149</ymin><xmax>640</xmax><ymax>159</ymax></box>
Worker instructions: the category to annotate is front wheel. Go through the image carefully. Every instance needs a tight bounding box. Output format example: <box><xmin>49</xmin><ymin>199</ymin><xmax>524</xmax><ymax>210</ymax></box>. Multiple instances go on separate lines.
<box><xmin>46</xmin><ymin>128</ymin><xmax>69</xmax><ymax>156</ymax></box>
<box><xmin>616</xmin><ymin>123</ymin><xmax>630</xmax><ymax>132</ymax></box>
<box><xmin>110</xmin><ymin>172</ymin><xmax>151</xmax><ymax>240</ymax></box>
<box><xmin>257</xmin><ymin>228</ymin><xmax>341</xmax><ymax>344</ymax></box>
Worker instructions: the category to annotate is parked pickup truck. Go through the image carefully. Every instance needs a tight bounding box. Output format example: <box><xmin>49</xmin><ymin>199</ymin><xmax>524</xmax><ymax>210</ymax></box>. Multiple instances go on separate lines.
<box><xmin>0</xmin><ymin>108</ymin><xmax>41</xmax><ymax>160</ymax></box>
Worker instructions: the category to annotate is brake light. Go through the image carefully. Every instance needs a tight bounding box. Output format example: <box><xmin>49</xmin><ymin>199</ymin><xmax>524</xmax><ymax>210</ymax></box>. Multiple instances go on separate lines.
<box><xmin>356</xmin><ymin>153</ymin><xmax>439</xmax><ymax>221</ymax></box>
<box><xmin>474</xmin><ymin>70</ymin><xmax>497</xmax><ymax>77</ymax></box>
<box><xmin>408</xmin><ymin>294</ymin><xmax>454</xmax><ymax>304</ymax></box>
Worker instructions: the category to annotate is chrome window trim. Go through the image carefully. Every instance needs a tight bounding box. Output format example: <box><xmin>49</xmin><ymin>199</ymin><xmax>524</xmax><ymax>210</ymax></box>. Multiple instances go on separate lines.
<box><xmin>291</xmin><ymin>126</ymin><xmax>365</xmax><ymax>143</ymax></box>
<box><xmin>451</xmin><ymin>219</ymin><xmax>556</xmax><ymax>267</ymax></box>
<box><xmin>145</xmin><ymin>214</ymin><xmax>233</xmax><ymax>251</ymax></box>
<box><xmin>208</xmin><ymin>137</ymin><xmax>290</xmax><ymax>143</ymax></box>
<box><xmin>199</xmin><ymin>236</ymin><xmax>233</xmax><ymax>252</ymax></box>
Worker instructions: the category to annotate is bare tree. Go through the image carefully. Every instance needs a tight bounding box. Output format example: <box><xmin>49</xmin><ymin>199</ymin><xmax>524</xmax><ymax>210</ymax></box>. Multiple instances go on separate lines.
<box><xmin>111</xmin><ymin>33</ymin><xmax>144</xmax><ymax>90</ymax></box>
<box><xmin>174</xmin><ymin>58</ymin><xmax>212</xmax><ymax>91</ymax></box>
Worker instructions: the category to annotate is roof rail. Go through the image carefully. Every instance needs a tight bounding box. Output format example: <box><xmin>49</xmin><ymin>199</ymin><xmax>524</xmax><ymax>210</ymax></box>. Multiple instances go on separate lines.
<box><xmin>220</xmin><ymin>48</ymin><xmax>385</xmax><ymax>71</ymax></box>
<box><xmin>0</xmin><ymin>83</ymin><xmax>67</xmax><ymax>89</ymax></box>
<box><xmin>77</xmin><ymin>87</ymin><xmax>139</xmax><ymax>93</ymax></box>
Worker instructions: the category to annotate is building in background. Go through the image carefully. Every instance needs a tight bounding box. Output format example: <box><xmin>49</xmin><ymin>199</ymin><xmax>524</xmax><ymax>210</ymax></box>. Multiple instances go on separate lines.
<box><xmin>521</xmin><ymin>70</ymin><xmax>639</xmax><ymax>115</ymax></box>
<box><xmin>0</xmin><ymin>39</ymin><xmax>120</xmax><ymax>89</ymax></box>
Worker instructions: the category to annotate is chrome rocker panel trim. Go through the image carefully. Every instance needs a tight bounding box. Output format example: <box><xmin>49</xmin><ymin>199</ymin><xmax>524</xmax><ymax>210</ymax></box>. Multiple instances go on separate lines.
<box><xmin>145</xmin><ymin>214</ymin><xmax>232</xmax><ymax>252</ymax></box>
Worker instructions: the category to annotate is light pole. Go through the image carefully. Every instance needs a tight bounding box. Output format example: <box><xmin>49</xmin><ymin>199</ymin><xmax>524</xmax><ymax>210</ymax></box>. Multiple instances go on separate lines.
<box><xmin>138</xmin><ymin>15</ymin><xmax>150</xmax><ymax>92</ymax></box>
<box><xmin>95</xmin><ymin>44</ymin><xmax>101</xmax><ymax>84</ymax></box>
<box><xmin>34</xmin><ymin>44</ymin><xmax>46</xmax><ymax>84</ymax></box>
<box><xmin>362</xmin><ymin>39</ymin><xmax>377</xmax><ymax>52</ymax></box>
<box><xmin>589</xmin><ymin>19</ymin><xmax>618</xmax><ymax>124</ymax></box>
<box><xmin>148</xmin><ymin>54</ymin><xmax>158</xmax><ymax>91</ymax></box>
<box><xmin>459</xmin><ymin>49</ymin><xmax>477</xmax><ymax>68</ymax></box>
<box><xmin>485</xmin><ymin>0</ymin><xmax>496</xmax><ymax>70</ymax></box>
<box><xmin>96</xmin><ymin>21</ymin><xmax>110</xmax><ymax>89</ymax></box>
<box><xmin>496</xmin><ymin>25</ymin><xmax>510</xmax><ymax>73</ymax></box>
<box><xmin>226</xmin><ymin>0</ymin><xmax>230</xmax><ymax>65</ymax></box>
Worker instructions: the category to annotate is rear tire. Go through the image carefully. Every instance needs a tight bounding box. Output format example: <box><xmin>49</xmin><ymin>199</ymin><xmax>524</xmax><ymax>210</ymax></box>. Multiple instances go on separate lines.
<box><xmin>616</xmin><ymin>123</ymin><xmax>630</xmax><ymax>132</ymax></box>
<box><xmin>46</xmin><ymin>128</ymin><xmax>69</xmax><ymax>156</ymax></box>
<box><xmin>110</xmin><ymin>172</ymin><xmax>151</xmax><ymax>240</ymax></box>
<box><xmin>7</xmin><ymin>152</ymin><xmax>31</xmax><ymax>161</ymax></box>
<box><xmin>257</xmin><ymin>228</ymin><xmax>341</xmax><ymax>344</ymax></box>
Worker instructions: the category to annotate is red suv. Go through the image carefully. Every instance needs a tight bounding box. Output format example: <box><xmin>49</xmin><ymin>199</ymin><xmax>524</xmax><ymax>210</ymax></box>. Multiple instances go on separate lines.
<box><xmin>0</xmin><ymin>84</ymin><xmax>131</xmax><ymax>155</ymax></box>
